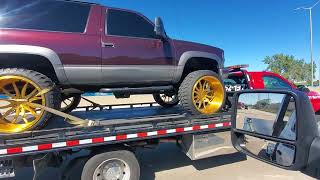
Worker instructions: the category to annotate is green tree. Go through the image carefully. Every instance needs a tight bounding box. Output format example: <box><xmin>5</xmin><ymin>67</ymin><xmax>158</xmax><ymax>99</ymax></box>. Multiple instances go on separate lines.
<box><xmin>263</xmin><ymin>54</ymin><xmax>316</xmax><ymax>84</ymax></box>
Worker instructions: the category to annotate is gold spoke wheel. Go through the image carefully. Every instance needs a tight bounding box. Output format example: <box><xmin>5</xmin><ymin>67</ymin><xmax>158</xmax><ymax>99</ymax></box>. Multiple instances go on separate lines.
<box><xmin>0</xmin><ymin>75</ymin><xmax>46</xmax><ymax>133</ymax></box>
<box><xmin>192</xmin><ymin>76</ymin><xmax>224</xmax><ymax>114</ymax></box>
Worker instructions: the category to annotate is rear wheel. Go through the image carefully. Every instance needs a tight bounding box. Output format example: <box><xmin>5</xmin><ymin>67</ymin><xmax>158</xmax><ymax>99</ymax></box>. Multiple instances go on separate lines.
<box><xmin>178</xmin><ymin>70</ymin><xmax>225</xmax><ymax>115</ymax></box>
<box><xmin>81</xmin><ymin>150</ymin><xmax>140</xmax><ymax>180</ymax></box>
<box><xmin>61</xmin><ymin>94</ymin><xmax>81</xmax><ymax>113</ymax></box>
<box><xmin>153</xmin><ymin>93</ymin><xmax>179</xmax><ymax>108</ymax></box>
<box><xmin>0</xmin><ymin>68</ymin><xmax>58</xmax><ymax>133</ymax></box>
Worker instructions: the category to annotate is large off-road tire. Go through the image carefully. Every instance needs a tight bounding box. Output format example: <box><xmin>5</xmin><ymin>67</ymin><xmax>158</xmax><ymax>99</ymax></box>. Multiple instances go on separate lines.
<box><xmin>153</xmin><ymin>93</ymin><xmax>179</xmax><ymax>108</ymax></box>
<box><xmin>0</xmin><ymin>68</ymin><xmax>59</xmax><ymax>133</ymax></box>
<box><xmin>178</xmin><ymin>70</ymin><xmax>225</xmax><ymax>115</ymax></box>
<box><xmin>81</xmin><ymin>150</ymin><xmax>140</xmax><ymax>180</ymax></box>
<box><xmin>61</xmin><ymin>94</ymin><xmax>81</xmax><ymax>113</ymax></box>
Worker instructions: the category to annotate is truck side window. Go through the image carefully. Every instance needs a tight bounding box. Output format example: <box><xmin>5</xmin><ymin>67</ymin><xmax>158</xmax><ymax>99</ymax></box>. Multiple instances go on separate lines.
<box><xmin>263</xmin><ymin>76</ymin><xmax>292</xmax><ymax>89</ymax></box>
<box><xmin>0</xmin><ymin>0</ymin><xmax>90</xmax><ymax>33</ymax></box>
<box><xmin>106</xmin><ymin>9</ymin><xmax>156</xmax><ymax>39</ymax></box>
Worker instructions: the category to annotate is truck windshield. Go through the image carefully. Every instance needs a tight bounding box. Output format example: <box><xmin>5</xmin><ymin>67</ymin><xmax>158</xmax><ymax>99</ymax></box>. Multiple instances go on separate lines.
<box><xmin>0</xmin><ymin>0</ymin><xmax>90</xmax><ymax>33</ymax></box>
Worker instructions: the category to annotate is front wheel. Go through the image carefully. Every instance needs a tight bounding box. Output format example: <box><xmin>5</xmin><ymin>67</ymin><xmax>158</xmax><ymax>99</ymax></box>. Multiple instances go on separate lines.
<box><xmin>60</xmin><ymin>94</ymin><xmax>81</xmax><ymax>113</ymax></box>
<box><xmin>178</xmin><ymin>70</ymin><xmax>225</xmax><ymax>115</ymax></box>
<box><xmin>153</xmin><ymin>93</ymin><xmax>179</xmax><ymax>108</ymax></box>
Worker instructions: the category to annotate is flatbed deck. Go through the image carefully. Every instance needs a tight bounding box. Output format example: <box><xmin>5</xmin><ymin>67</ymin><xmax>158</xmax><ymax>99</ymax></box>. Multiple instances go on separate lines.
<box><xmin>0</xmin><ymin>105</ymin><xmax>231</xmax><ymax>158</ymax></box>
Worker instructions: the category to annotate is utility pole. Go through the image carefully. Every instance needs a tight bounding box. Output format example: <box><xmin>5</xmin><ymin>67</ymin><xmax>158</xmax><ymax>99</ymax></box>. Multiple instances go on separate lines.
<box><xmin>295</xmin><ymin>0</ymin><xmax>320</xmax><ymax>87</ymax></box>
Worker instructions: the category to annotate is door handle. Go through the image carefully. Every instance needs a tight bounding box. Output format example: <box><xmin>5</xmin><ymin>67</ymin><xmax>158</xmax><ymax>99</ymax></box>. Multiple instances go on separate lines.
<box><xmin>102</xmin><ymin>42</ymin><xmax>115</xmax><ymax>48</ymax></box>
<box><xmin>152</xmin><ymin>40</ymin><xmax>162</xmax><ymax>48</ymax></box>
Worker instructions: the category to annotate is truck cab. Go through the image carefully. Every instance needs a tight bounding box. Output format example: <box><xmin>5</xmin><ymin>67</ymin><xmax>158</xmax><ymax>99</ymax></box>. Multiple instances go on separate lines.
<box><xmin>224</xmin><ymin>65</ymin><xmax>320</xmax><ymax>113</ymax></box>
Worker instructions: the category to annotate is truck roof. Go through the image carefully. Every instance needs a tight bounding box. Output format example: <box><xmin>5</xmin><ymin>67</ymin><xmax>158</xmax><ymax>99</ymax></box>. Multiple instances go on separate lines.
<box><xmin>61</xmin><ymin>0</ymin><xmax>99</xmax><ymax>6</ymax></box>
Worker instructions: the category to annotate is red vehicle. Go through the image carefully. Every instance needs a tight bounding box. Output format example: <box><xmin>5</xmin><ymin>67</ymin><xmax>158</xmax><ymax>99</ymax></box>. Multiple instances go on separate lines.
<box><xmin>0</xmin><ymin>0</ymin><xmax>226</xmax><ymax>133</ymax></box>
<box><xmin>224</xmin><ymin>65</ymin><xmax>320</xmax><ymax>114</ymax></box>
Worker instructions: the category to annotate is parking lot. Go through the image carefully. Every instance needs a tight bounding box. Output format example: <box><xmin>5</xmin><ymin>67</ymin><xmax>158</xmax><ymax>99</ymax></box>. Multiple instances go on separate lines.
<box><xmin>13</xmin><ymin>138</ymin><xmax>312</xmax><ymax>180</ymax></box>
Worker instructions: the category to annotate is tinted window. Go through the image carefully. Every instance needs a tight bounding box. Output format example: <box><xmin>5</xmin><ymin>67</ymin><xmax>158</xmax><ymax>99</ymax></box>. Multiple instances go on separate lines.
<box><xmin>107</xmin><ymin>9</ymin><xmax>156</xmax><ymax>38</ymax></box>
<box><xmin>0</xmin><ymin>0</ymin><xmax>90</xmax><ymax>33</ymax></box>
<box><xmin>263</xmin><ymin>76</ymin><xmax>292</xmax><ymax>89</ymax></box>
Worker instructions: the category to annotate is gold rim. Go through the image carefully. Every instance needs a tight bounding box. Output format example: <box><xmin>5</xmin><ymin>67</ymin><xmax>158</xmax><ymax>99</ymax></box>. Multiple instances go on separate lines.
<box><xmin>192</xmin><ymin>76</ymin><xmax>224</xmax><ymax>114</ymax></box>
<box><xmin>0</xmin><ymin>75</ymin><xmax>46</xmax><ymax>133</ymax></box>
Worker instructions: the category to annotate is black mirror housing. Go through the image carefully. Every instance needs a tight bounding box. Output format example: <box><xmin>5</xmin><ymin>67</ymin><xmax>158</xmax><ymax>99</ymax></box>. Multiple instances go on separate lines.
<box><xmin>154</xmin><ymin>17</ymin><xmax>167</xmax><ymax>39</ymax></box>
<box><xmin>231</xmin><ymin>89</ymin><xmax>319</xmax><ymax>172</ymax></box>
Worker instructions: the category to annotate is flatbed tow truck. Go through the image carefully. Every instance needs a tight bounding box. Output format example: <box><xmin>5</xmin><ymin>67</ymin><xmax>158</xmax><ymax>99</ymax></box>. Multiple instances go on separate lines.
<box><xmin>0</xmin><ymin>99</ymin><xmax>233</xmax><ymax>180</ymax></box>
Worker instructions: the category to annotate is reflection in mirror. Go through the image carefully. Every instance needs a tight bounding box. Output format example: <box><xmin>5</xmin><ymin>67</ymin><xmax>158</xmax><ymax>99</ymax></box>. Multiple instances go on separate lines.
<box><xmin>236</xmin><ymin>93</ymin><xmax>296</xmax><ymax>140</ymax></box>
<box><xmin>242</xmin><ymin>134</ymin><xmax>295</xmax><ymax>167</ymax></box>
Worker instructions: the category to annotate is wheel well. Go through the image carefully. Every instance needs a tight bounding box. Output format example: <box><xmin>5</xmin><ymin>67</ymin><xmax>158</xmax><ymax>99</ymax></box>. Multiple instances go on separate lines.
<box><xmin>181</xmin><ymin>57</ymin><xmax>219</xmax><ymax>81</ymax></box>
<box><xmin>0</xmin><ymin>53</ymin><xmax>59</xmax><ymax>83</ymax></box>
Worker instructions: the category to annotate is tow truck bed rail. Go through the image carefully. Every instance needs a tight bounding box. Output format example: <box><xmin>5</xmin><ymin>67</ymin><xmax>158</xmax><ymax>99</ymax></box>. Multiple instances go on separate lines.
<box><xmin>0</xmin><ymin>102</ymin><xmax>233</xmax><ymax>180</ymax></box>
<box><xmin>0</xmin><ymin>109</ymin><xmax>231</xmax><ymax>157</ymax></box>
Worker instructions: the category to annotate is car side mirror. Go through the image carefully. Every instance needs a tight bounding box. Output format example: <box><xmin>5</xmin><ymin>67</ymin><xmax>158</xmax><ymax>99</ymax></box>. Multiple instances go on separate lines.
<box><xmin>297</xmin><ymin>85</ymin><xmax>310</xmax><ymax>93</ymax></box>
<box><xmin>154</xmin><ymin>17</ymin><xmax>167</xmax><ymax>39</ymax></box>
<box><xmin>231</xmin><ymin>90</ymin><xmax>320</xmax><ymax>178</ymax></box>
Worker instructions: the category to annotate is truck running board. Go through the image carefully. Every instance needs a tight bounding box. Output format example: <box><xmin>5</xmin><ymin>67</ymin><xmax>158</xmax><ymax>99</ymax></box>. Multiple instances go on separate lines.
<box><xmin>100</xmin><ymin>85</ymin><xmax>174</xmax><ymax>97</ymax></box>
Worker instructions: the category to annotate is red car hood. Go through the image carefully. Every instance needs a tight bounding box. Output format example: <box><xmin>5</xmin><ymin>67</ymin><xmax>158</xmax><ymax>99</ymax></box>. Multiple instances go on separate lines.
<box><xmin>307</xmin><ymin>90</ymin><xmax>320</xmax><ymax>99</ymax></box>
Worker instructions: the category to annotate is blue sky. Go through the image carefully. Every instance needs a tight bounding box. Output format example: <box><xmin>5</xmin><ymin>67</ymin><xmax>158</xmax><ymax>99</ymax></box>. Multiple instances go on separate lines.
<box><xmin>88</xmin><ymin>0</ymin><xmax>320</xmax><ymax>77</ymax></box>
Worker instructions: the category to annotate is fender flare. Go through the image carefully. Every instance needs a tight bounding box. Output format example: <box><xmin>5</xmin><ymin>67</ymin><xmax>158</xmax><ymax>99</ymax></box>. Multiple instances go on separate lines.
<box><xmin>0</xmin><ymin>45</ymin><xmax>68</xmax><ymax>83</ymax></box>
<box><xmin>173</xmin><ymin>51</ymin><xmax>224</xmax><ymax>83</ymax></box>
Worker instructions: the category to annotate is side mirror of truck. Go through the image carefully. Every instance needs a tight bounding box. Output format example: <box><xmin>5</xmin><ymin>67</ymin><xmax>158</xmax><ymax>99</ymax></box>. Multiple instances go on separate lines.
<box><xmin>154</xmin><ymin>17</ymin><xmax>167</xmax><ymax>39</ymax></box>
<box><xmin>231</xmin><ymin>90</ymin><xmax>320</xmax><ymax>179</ymax></box>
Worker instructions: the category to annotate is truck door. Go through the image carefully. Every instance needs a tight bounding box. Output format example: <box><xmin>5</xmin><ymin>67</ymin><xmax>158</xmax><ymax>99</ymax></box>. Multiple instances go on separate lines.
<box><xmin>101</xmin><ymin>8</ymin><xmax>175</xmax><ymax>86</ymax></box>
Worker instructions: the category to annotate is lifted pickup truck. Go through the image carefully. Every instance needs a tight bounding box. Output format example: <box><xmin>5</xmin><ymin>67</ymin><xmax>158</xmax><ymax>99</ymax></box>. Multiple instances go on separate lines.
<box><xmin>0</xmin><ymin>0</ymin><xmax>225</xmax><ymax>133</ymax></box>
<box><xmin>224</xmin><ymin>65</ymin><xmax>320</xmax><ymax>113</ymax></box>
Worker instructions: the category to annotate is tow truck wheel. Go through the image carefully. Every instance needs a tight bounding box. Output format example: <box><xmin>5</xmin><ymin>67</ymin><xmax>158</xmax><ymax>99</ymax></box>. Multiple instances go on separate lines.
<box><xmin>153</xmin><ymin>93</ymin><xmax>179</xmax><ymax>108</ymax></box>
<box><xmin>82</xmin><ymin>150</ymin><xmax>140</xmax><ymax>180</ymax></box>
<box><xmin>179</xmin><ymin>70</ymin><xmax>225</xmax><ymax>115</ymax></box>
<box><xmin>60</xmin><ymin>94</ymin><xmax>81</xmax><ymax>113</ymax></box>
<box><xmin>0</xmin><ymin>68</ymin><xmax>58</xmax><ymax>133</ymax></box>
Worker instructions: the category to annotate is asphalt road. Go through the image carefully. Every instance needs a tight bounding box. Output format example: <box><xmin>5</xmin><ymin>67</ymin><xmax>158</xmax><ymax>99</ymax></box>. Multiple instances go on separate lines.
<box><xmin>13</xmin><ymin>142</ymin><xmax>312</xmax><ymax>180</ymax></box>
<box><xmin>138</xmin><ymin>143</ymin><xmax>311</xmax><ymax>180</ymax></box>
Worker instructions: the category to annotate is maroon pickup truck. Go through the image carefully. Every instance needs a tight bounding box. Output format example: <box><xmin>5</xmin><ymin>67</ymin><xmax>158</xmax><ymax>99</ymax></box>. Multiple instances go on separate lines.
<box><xmin>0</xmin><ymin>0</ymin><xmax>225</xmax><ymax>133</ymax></box>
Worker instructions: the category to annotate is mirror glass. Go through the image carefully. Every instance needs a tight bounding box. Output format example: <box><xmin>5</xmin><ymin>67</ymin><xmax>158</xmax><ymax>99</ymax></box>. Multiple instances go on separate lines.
<box><xmin>236</xmin><ymin>93</ymin><xmax>296</xmax><ymax>141</ymax></box>
<box><xmin>241</xmin><ymin>134</ymin><xmax>295</xmax><ymax>167</ymax></box>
